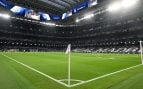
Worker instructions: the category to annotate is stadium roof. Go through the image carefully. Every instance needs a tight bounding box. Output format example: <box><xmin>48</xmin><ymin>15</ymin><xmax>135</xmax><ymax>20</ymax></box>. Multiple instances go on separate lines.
<box><xmin>7</xmin><ymin>0</ymin><xmax>90</xmax><ymax>14</ymax></box>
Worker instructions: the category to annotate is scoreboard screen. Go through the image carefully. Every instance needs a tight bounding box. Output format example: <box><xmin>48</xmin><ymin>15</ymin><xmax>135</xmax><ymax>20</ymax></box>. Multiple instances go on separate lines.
<box><xmin>0</xmin><ymin>0</ymin><xmax>98</xmax><ymax>20</ymax></box>
<box><xmin>10</xmin><ymin>5</ymin><xmax>51</xmax><ymax>21</ymax></box>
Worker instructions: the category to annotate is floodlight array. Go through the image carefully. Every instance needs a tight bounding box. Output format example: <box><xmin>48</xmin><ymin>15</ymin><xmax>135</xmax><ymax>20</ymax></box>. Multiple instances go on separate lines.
<box><xmin>107</xmin><ymin>0</ymin><xmax>139</xmax><ymax>12</ymax></box>
<box><xmin>84</xmin><ymin>14</ymin><xmax>94</xmax><ymax>19</ymax></box>
<box><xmin>40</xmin><ymin>22</ymin><xmax>56</xmax><ymax>26</ymax></box>
<box><xmin>76</xmin><ymin>13</ymin><xmax>95</xmax><ymax>23</ymax></box>
<box><xmin>76</xmin><ymin>0</ymin><xmax>139</xmax><ymax>23</ymax></box>
<box><xmin>0</xmin><ymin>13</ymin><xmax>10</xmax><ymax>19</ymax></box>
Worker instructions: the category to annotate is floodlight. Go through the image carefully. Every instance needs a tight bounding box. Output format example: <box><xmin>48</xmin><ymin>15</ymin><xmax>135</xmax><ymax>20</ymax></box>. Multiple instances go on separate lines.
<box><xmin>121</xmin><ymin>0</ymin><xmax>139</xmax><ymax>8</ymax></box>
<box><xmin>84</xmin><ymin>14</ymin><xmax>94</xmax><ymax>19</ymax></box>
<box><xmin>3</xmin><ymin>14</ymin><xmax>10</xmax><ymax>19</ymax></box>
<box><xmin>0</xmin><ymin>13</ymin><xmax>10</xmax><ymax>19</ymax></box>
<box><xmin>40</xmin><ymin>22</ymin><xmax>56</xmax><ymax>26</ymax></box>
<box><xmin>45</xmin><ymin>22</ymin><xmax>56</xmax><ymax>26</ymax></box>
<box><xmin>75</xmin><ymin>19</ymin><xmax>79</xmax><ymax>23</ymax></box>
<box><xmin>107</xmin><ymin>2</ymin><xmax>121</xmax><ymax>12</ymax></box>
<box><xmin>91</xmin><ymin>1</ymin><xmax>98</xmax><ymax>6</ymax></box>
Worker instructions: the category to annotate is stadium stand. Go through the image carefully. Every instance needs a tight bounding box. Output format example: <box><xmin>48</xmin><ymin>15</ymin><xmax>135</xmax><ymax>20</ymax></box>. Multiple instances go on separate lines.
<box><xmin>0</xmin><ymin>0</ymin><xmax>143</xmax><ymax>53</ymax></box>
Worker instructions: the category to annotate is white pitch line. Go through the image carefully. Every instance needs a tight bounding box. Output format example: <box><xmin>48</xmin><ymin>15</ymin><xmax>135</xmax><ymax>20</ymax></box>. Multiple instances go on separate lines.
<box><xmin>2</xmin><ymin>54</ymin><xmax>70</xmax><ymax>87</ymax></box>
<box><xmin>59</xmin><ymin>79</ymin><xmax>84</xmax><ymax>82</ymax></box>
<box><xmin>69</xmin><ymin>64</ymin><xmax>143</xmax><ymax>87</ymax></box>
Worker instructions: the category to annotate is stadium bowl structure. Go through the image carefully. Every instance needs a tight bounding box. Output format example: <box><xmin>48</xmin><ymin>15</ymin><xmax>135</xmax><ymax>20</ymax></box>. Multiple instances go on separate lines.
<box><xmin>0</xmin><ymin>0</ymin><xmax>143</xmax><ymax>89</ymax></box>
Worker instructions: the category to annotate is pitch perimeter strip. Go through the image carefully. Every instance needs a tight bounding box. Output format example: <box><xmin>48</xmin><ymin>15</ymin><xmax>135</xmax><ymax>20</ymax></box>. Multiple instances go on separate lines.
<box><xmin>2</xmin><ymin>54</ymin><xmax>70</xmax><ymax>87</ymax></box>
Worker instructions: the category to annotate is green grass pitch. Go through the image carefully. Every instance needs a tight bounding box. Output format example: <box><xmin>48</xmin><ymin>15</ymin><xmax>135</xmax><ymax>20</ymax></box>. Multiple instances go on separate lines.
<box><xmin>0</xmin><ymin>52</ymin><xmax>143</xmax><ymax>89</ymax></box>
